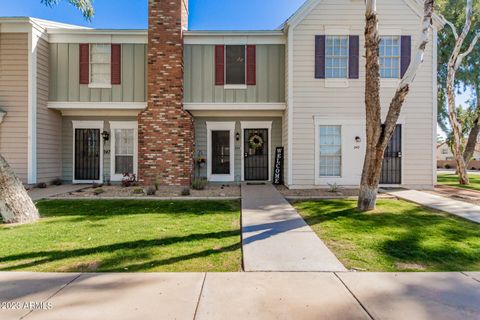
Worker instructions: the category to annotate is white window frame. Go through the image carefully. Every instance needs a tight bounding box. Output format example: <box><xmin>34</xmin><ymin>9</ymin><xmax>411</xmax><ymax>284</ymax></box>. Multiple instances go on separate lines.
<box><xmin>379</xmin><ymin>36</ymin><xmax>401</xmax><ymax>79</ymax></box>
<box><xmin>206</xmin><ymin>122</ymin><xmax>236</xmax><ymax>182</ymax></box>
<box><xmin>240</xmin><ymin>121</ymin><xmax>273</xmax><ymax>182</ymax></box>
<box><xmin>89</xmin><ymin>44</ymin><xmax>112</xmax><ymax>89</ymax></box>
<box><xmin>109</xmin><ymin>121</ymin><xmax>138</xmax><ymax>182</ymax></box>
<box><xmin>72</xmin><ymin>120</ymin><xmax>104</xmax><ymax>184</ymax></box>
<box><xmin>325</xmin><ymin>35</ymin><xmax>349</xmax><ymax>79</ymax></box>
<box><xmin>316</xmin><ymin>125</ymin><xmax>342</xmax><ymax>178</ymax></box>
<box><xmin>224</xmin><ymin>45</ymin><xmax>248</xmax><ymax>90</ymax></box>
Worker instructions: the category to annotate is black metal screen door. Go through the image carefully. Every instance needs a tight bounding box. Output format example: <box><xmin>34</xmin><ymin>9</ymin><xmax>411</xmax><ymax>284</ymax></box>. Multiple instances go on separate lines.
<box><xmin>380</xmin><ymin>125</ymin><xmax>402</xmax><ymax>184</ymax></box>
<box><xmin>244</xmin><ymin>129</ymin><xmax>269</xmax><ymax>181</ymax></box>
<box><xmin>75</xmin><ymin>129</ymin><xmax>101</xmax><ymax>181</ymax></box>
<box><xmin>211</xmin><ymin>130</ymin><xmax>231</xmax><ymax>175</ymax></box>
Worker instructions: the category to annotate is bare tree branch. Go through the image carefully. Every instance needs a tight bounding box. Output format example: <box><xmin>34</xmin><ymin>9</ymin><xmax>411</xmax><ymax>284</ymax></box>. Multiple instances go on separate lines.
<box><xmin>457</xmin><ymin>32</ymin><xmax>480</xmax><ymax>69</ymax></box>
<box><xmin>444</xmin><ymin>19</ymin><xmax>459</xmax><ymax>40</ymax></box>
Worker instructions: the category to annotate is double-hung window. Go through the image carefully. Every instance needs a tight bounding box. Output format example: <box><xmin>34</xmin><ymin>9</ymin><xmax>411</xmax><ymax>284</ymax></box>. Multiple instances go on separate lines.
<box><xmin>325</xmin><ymin>36</ymin><xmax>349</xmax><ymax>78</ymax></box>
<box><xmin>90</xmin><ymin>44</ymin><xmax>111</xmax><ymax>87</ymax></box>
<box><xmin>110</xmin><ymin>122</ymin><xmax>138</xmax><ymax>181</ymax></box>
<box><xmin>379</xmin><ymin>36</ymin><xmax>401</xmax><ymax>79</ymax></box>
<box><xmin>319</xmin><ymin>126</ymin><xmax>342</xmax><ymax>177</ymax></box>
<box><xmin>225</xmin><ymin>45</ymin><xmax>246</xmax><ymax>85</ymax></box>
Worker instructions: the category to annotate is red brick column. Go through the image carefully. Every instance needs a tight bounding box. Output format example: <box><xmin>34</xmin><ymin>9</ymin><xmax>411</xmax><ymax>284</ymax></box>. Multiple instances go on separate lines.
<box><xmin>138</xmin><ymin>0</ymin><xmax>194</xmax><ymax>186</ymax></box>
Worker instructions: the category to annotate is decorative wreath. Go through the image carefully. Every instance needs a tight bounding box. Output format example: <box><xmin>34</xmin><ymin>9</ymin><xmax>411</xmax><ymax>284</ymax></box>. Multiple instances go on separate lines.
<box><xmin>249</xmin><ymin>134</ymin><xmax>264</xmax><ymax>150</ymax></box>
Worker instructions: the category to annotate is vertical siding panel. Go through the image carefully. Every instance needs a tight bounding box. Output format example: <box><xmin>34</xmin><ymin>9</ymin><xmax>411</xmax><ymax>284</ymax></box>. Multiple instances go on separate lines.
<box><xmin>257</xmin><ymin>46</ymin><xmax>268</xmax><ymax>102</ymax></box>
<box><xmin>57</xmin><ymin>44</ymin><xmax>69</xmax><ymax>101</ymax></box>
<box><xmin>101</xmin><ymin>89</ymin><xmax>111</xmax><ymax>101</ymax></box>
<box><xmin>90</xmin><ymin>88</ymin><xmax>101</xmax><ymax>102</ymax></box>
<box><xmin>235</xmin><ymin>90</ymin><xmax>246</xmax><ymax>102</ymax></box>
<box><xmin>68</xmin><ymin>44</ymin><xmax>80</xmax><ymax>101</ymax></box>
<box><xmin>184</xmin><ymin>45</ymin><xmax>192</xmax><ymax>102</ymax></box>
<box><xmin>225</xmin><ymin>90</ymin><xmax>234</xmax><ymax>103</ymax></box>
<box><xmin>49</xmin><ymin>44</ymin><xmax>57</xmax><ymax>100</ymax></box>
<box><xmin>203</xmin><ymin>46</ymin><xmax>214</xmax><ymax>102</ymax></box>
<box><xmin>122</xmin><ymin>44</ymin><xmax>134</xmax><ymax>102</ymax></box>
<box><xmin>191</xmin><ymin>45</ymin><xmax>203</xmax><ymax>101</ymax></box>
<box><xmin>268</xmin><ymin>46</ymin><xmax>279</xmax><ymax>102</ymax></box>
<box><xmin>133</xmin><ymin>44</ymin><xmax>145</xmax><ymax>102</ymax></box>
<box><xmin>278</xmin><ymin>47</ymin><xmax>285</xmax><ymax>103</ymax></box>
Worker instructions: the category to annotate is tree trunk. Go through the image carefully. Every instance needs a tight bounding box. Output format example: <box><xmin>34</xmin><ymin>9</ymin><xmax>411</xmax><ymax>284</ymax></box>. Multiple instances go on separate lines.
<box><xmin>357</xmin><ymin>0</ymin><xmax>434</xmax><ymax>211</ymax></box>
<box><xmin>0</xmin><ymin>154</ymin><xmax>39</xmax><ymax>224</ymax></box>
<box><xmin>463</xmin><ymin>86</ymin><xmax>480</xmax><ymax>164</ymax></box>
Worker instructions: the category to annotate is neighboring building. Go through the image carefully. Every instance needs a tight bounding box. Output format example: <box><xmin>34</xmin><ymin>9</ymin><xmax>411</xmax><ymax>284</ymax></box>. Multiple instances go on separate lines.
<box><xmin>0</xmin><ymin>0</ymin><xmax>443</xmax><ymax>189</ymax></box>
<box><xmin>437</xmin><ymin>139</ymin><xmax>480</xmax><ymax>162</ymax></box>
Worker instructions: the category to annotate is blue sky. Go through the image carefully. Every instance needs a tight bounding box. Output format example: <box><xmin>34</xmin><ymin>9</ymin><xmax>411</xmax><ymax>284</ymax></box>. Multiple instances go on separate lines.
<box><xmin>0</xmin><ymin>0</ymin><xmax>305</xmax><ymax>30</ymax></box>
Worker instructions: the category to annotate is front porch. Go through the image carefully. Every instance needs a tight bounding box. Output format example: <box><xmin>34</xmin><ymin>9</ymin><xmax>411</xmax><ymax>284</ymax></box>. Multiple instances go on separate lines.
<box><xmin>193</xmin><ymin>117</ymin><xmax>283</xmax><ymax>184</ymax></box>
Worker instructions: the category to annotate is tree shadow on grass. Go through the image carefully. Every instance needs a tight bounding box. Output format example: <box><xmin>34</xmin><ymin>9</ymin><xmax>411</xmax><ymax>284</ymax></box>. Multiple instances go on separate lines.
<box><xmin>296</xmin><ymin>200</ymin><xmax>480</xmax><ymax>271</ymax></box>
<box><xmin>0</xmin><ymin>230</ymin><xmax>240</xmax><ymax>272</ymax></box>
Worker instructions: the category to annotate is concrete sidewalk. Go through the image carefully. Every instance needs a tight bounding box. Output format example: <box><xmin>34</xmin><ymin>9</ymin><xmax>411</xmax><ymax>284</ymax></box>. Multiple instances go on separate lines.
<box><xmin>2</xmin><ymin>272</ymin><xmax>479</xmax><ymax>320</ymax></box>
<box><xmin>241</xmin><ymin>183</ymin><xmax>346</xmax><ymax>272</ymax></box>
<box><xmin>28</xmin><ymin>185</ymin><xmax>88</xmax><ymax>201</ymax></box>
<box><xmin>389</xmin><ymin>189</ymin><xmax>480</xmax><ymax>224</ymax></box>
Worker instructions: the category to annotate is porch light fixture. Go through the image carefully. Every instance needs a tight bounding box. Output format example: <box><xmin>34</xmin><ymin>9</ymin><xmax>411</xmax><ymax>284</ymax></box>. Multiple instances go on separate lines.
<box><xmin>101</xmin><ymin>130</ymin><xmax>110</xmax><ymax>141</ymax></box>
<box><xmin>236</xmin><ymin>132</ymin><xmax>240</xmax><ymax>141</ymax></box>
<box><xmin>355</xmin><ymin>136</ymin><xmax>361</xmax><ymax>143</ymax></box>
<box><xmin>0</xmin><ymin>107</ymin><xmax>6</xmax><ymax>124</ymax></box>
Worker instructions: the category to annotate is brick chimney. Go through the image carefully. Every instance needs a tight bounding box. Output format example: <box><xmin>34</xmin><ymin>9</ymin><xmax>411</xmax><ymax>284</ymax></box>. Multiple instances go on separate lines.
<box><xmin>138</xmin><ymin>0</ymin><xmax>193</xmax><ymax>186</ymax></box>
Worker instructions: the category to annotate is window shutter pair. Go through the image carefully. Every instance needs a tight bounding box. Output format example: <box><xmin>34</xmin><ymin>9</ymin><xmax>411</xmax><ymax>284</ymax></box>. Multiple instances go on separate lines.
<box><xmin>79</xmin><ymin>43</ymin><xmax>121</xmax><ymax>85</ymax></box>
<box><xmin>315</xmin><ymin>35</ymin><xmax>359</xmax><ymax>79</ymax></box>
<box><xmin>314</xmin><ymin>35</ymin><xmax>412</xmax><ymax>79</ymax></box>
<box><xmin>215</xmin><ymin>45</ymin><xmax>256</xmax><ymax>86</ymax></box>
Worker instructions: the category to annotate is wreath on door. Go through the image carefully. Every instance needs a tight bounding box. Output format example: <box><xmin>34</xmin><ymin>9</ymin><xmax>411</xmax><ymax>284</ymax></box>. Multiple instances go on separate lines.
<box><xmin>248</xmin><ymin>134</ymin><xmax>264</xmax><ymax>150</ymax></box>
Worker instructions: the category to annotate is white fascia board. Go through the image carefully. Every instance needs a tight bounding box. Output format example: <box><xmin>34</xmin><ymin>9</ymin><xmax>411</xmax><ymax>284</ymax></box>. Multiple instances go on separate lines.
<box><xmin>27</xmin><ymin>28</ymin><xmax>38</xmax><ymax>184</ymax></box>
<box><xmin>47</xmin><ymin>30</ymin><xmax>148</xmax><ymax>44</ymax></box>
<box><xmin>184</xmin><ymin>103</ymin><xmax>286</xmax><ymax>111</ymax></box>
<box><xmin>184</xmin><ymin>33</ymin><xmax>286</xmax><ymax>45</ymax></box>
<box><xmin>48</xmin><ymin>102</ymin><xmax>147</xmax><ymax>110</ymax></box>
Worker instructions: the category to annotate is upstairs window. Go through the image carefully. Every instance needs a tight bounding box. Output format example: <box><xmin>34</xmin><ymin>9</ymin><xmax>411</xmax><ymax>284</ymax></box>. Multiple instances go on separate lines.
<box><xmin>225</xmin><ymin>45</ymin><xmax>246</xmax><ymax>85</ymax></box>
<box><xmin>325</xmin><ymin>36</ymin><xmax>349</xmax><ymax>78</ymax></box>
<box><xmin>90</xmin><ymin>44</ymin><xmax>111</xmax><ymax>87</ymax></box>
<box><xmin>215</xmin><ymin>45</ymin><xmax>256</xmax><ymax>87</ymax></box>
<box><xmin>380</xmin><ymin>36</ymin><xmax>401</xmax><ymax>79</ymax></box>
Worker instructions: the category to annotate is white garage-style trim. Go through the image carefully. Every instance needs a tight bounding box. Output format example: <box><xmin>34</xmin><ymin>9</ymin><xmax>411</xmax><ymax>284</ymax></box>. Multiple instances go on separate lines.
<box><xmin>206</xmin><ymin>121</ymin><xmax>236</xmax><ymax>182</ymax></box>
<box><xmin>109</xmin><ymin>121</ymin><xmax>138</xmax><ymax>182</ymax></box>
<box><xmin>241</xmin><ymin>121</ymin><xmax>273</xmax><ymax>182</ymax></box>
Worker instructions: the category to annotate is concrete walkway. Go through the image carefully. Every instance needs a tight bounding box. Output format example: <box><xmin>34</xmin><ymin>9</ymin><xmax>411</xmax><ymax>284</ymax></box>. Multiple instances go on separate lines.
<box><xmin>389</xmin><ymin>189</ymin><xmax>480</xmax><ymax>224</ymax></box>
<box><xmin>2</xmin><ymin>272</ymin><xmax>479</xmax><ymax>320</ymax></box>
<box><xmin>241</xmin><ymin>183</ymin><xmax>346</xmax><ymax>272</ymax></box>
<box><xmin>28</xmin><ymin>185</ymin><xmax>88</xmax><ymax>201</ymax></box>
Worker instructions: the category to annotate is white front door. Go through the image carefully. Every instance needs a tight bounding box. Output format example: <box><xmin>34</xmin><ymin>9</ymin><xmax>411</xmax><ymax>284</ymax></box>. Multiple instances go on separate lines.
<box><xmin>110</xmin><ymin>121</ymin><xmax>138</xmax><ymax>181</ymax></box>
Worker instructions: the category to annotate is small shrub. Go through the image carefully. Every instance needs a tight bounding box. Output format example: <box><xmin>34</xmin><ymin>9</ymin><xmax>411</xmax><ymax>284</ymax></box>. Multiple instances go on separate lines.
<box><xmin>191</xmin><ymin>179</ymin><xmax>208</xmax><ymax>190</ymax></box>
<box><xmin>51</xmin><ymin>178</ymin><xmax>63</xmax><ymax>186</ymax></box>
<box><xmin>93</xmin><ymin>188</ymin><xmax>104</xmax><ymax>195</ymax></box>
<box><xmin>92</xmin><ymin>183</ymin><xmax>103</xmax><ymax>188</ymax></box>
<box><xmin>327</xmin><ymin>182</ymin><xmax>342</xmax><ymax>193</ymax></box>
<box><xmin>122</xmin><ymin>173</ymin><xmax>137</xmax><ymax>187</ymax></box>
<box><xmin>154</xmin><ymin>180</ymin><xmax>160</xmax><ymax>191</ymax></box>
<box><xmin>181</xmin><ymin>187</ymin><xmax>191</xmax><ymax>196</ymax></box>
<box><xmin>144</xmin><ymin>186</ymin><xmax>156</xmax><ymax>196</ymax></box>
<box><xmin>36</xmin><ymin>182</ymin><xmax>47</xmax><ymax>189</ymax></box>
<box><xmin>444</xmin><ymin>164</ymin><xmax>451</xmax><ymax>169</ymax></box>
<box><xmin>132</xmin><ymin>187</ymin><xmax>144</xmax><ymax>195</ymax></box>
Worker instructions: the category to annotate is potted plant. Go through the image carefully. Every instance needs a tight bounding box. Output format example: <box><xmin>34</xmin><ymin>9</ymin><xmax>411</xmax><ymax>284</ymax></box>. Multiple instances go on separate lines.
<box><xmin>197</xmin><ymin>156</ymin><xmax>206</xmax><ymax>168</ymax></box>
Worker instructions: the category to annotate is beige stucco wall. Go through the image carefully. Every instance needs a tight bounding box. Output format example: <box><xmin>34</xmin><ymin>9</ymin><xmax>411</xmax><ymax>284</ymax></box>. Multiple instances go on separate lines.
<box><xmin>289</xmin><ymin>0</ymin><xmax>436</xmax><ymax>188</ymax></box>
<box><xmin>0</xmin><ymin>32</ymin><xmax>29</xmax><ymax>182</ymax></box>
<box><xmin>37</xmin><ymin>37</ymin><xmax>63</xmax><ymax>183</ymax></box>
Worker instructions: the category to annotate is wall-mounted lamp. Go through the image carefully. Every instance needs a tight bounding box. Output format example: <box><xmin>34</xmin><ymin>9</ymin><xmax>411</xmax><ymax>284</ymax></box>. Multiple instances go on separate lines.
<box><xmin>355</xmin><ymin>136</ymin><xmax>362</xmax><ymax>143</ymax></box>
<box><xmin>0</xmin><ymin>107</ymin><xmax>6</xmax><ymax>124</ymax></box>
<box><xmin>101</xmin><ymin>130</ymin><xmax>110</xmax><ymax>142</ymax></box>
<box><xmin>236</xmin><ymin>132</ymin><xmax>240</xmax><ymax>141</ymax></box>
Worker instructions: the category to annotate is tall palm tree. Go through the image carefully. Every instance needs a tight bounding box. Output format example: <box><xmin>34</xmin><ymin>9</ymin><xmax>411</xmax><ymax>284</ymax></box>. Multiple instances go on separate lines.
<box><xmin>41</xmin><ymin>0</ymin><xmax>94</xmax><ymax>19</ymax></box>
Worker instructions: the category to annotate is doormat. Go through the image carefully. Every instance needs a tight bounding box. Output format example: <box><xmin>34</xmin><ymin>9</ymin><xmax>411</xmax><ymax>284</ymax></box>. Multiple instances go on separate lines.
<box><xmin>246</xmin><ymin>182</ymin><xmax>266</xmax><ymax>186</ymax></box>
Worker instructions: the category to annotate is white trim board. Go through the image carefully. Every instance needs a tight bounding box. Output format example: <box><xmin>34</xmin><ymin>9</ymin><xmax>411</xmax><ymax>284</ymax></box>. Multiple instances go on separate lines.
<box><xmin>241</xmin><ymin>121</ymin><xmax>273</xmax><ymax>182</ymax></box>
<box><xmin>109</xmin><ymin>121</ymin><xmax>138</xmax><ymax>182</ymax></box>
<box><xmin>206</xmin><ymin>122</ymin><xmax>236</xmax><ymax>182</ymax></box>
<box><xmin>48</xmin><ymin>102</ymin><xmax>147</xmax><ymax>110</ymax></box>
<box><xmin>71</xmin><ymin>120</ymin><xmax>104</xmax><ymax>184</ymax></box>
<box><xmin>184</xmin><ymin>103</ymin><xmax>286</xmax><ymax>111</ymax></box>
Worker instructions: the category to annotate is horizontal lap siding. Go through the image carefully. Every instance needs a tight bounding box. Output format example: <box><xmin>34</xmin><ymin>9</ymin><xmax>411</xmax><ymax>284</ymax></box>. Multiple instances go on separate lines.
<box><xmin>37</xmin><ymin>37</ymin><xmax>62</xmax><ymax>183</ymax></box>
<box><xmin>49</xmin><ymin>44</ymin><xmax>147</xmax><ymax>102</ymax></box>
<box><xmin>194</xmin><ymin>117</ymin><xmax>283</xmax><ymax>182</ymax></box>
<box><xmin>184</xmin><ymin>45</ymin><xmax>286</xmax><ymax>103</ymax></box>
<box><xmin>291</xmin><ymin>0</ymin><xmax>435</xmax><ymax>187</ymax></box>
<box><xmin>0</xmin><ymin>33</ymin><xmax>29</xmax><ymax>182</ymax></box>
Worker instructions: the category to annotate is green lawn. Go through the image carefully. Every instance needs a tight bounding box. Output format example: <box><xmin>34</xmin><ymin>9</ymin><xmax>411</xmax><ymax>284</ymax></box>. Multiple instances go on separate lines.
<box><xmin>438</xmin><ymin>173</ymin><xmax>480</xmax><ymax>192</ymax></box>
<box><xmin>294</xmin><ymin>199</ymin><xmax>480</xmax><ymax>272</ymax></box>
<box><xmin>0</xmin><ymin>200</ymin><xmax>241</xmax><ymax>272</ymax></box>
